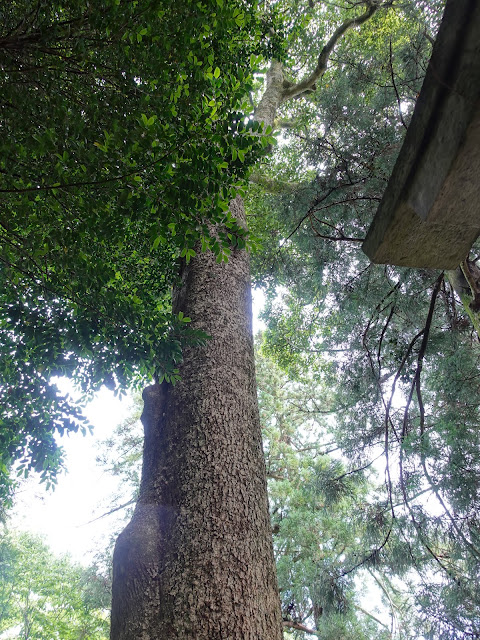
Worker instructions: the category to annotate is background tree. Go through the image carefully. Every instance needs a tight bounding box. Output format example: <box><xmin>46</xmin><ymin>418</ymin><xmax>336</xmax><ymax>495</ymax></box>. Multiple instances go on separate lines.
<box><xmin>0</xmin><ymin>529</ymin><xmax>110</xmax><ymax>639</ymax></box>
<box><xmin>257</xmin><ymin>344</ymin><xmax>391</xmax><ymax>639</ymax></box>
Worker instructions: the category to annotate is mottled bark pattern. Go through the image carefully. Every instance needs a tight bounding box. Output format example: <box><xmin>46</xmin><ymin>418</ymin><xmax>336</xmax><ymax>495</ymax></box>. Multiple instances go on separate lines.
<box><xmin>255</xmin><ymin>60</ymin><xmax>285</xmax><ymax>126</ymax></box>
<box><xmin>111</xmin><ymin>198</ymin><xmax>283</xmax><ymax>639</ymax></box>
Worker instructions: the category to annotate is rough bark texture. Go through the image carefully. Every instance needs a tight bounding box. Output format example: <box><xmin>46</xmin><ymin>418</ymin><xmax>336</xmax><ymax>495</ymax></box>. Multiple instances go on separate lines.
<box><xmin>110</xmin><ymin>197</ymin><xmax>283</xmax><ymax>639</ymax></box>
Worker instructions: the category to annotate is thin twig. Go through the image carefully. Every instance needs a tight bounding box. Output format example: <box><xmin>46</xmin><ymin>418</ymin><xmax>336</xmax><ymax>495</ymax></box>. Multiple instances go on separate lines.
<box><xmin>389</xmin><ymin>39</ymin><xmax>408</xmax><ymax>130</ymax></box>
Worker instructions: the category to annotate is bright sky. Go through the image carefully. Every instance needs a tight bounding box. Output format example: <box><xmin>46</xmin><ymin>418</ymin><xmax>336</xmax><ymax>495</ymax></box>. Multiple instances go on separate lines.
<box><xmin>11</xmin><ymin>388</ymin><xmax>128</xmax><ymax>564</ymax></box>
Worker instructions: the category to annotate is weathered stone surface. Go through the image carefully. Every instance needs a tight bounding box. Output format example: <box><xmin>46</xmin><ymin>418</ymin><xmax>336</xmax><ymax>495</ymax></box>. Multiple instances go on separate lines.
<box><xmin>362</xmin><ymin>0</ymin><xmax>480</xmax><ymax>269</ymax></box>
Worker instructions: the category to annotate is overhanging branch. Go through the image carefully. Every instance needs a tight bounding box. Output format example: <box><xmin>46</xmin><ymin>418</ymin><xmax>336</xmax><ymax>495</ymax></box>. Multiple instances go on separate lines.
<box><xmin>281</xmin><ymin>1</ymin><xmax>380</xmax><ymax>101</ymax></box>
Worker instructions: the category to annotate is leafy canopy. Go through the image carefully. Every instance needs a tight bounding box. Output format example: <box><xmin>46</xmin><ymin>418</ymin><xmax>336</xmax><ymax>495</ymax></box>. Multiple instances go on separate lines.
<box><xmin>0</xmin><ymin>0</ymin><xmax>277</xmax><ymax>495</ymax></box>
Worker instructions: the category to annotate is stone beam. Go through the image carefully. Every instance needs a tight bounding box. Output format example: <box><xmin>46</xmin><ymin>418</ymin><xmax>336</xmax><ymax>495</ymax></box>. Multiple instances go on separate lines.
<box><xmin>362</xmin><ymin>0</ymin><xmax>480</xmax><ymax>270</ymax></box>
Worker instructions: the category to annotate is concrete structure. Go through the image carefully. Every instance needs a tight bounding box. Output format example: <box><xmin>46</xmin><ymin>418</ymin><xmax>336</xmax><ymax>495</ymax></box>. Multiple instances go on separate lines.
<box><xmin>362</xmin><ymin>0</ymin><xmax>480</xmax><ymax>270</ymax></box>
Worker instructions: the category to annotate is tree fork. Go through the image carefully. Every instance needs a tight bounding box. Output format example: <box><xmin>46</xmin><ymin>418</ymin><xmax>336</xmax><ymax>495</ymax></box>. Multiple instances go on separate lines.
<box><xmin>110</xmin><ymin>197</ymin><xmax>283</xmax><ymax>639</ymax></box>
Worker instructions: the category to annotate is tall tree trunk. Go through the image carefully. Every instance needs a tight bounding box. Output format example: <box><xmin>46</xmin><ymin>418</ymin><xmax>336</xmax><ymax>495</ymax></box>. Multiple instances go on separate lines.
<box><xmin>110</xmin><ymin>197</ymin><xmax>283</xmax><ymax>639</ymax></box>
<box><xmin>109</xmin><ymin>30</ymin><xmax>372</xmax><ymax>630</ymax></box>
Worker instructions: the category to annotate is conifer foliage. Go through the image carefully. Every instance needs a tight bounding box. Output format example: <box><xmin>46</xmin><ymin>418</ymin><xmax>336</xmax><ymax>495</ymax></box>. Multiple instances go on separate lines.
<box><xmin>249</xmin><ymin>0</ymin><xmax>479</xmax><ymax>636</ymax></box>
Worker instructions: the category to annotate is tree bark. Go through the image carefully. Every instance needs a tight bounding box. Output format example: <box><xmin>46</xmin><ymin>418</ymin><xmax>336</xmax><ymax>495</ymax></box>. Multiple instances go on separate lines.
<box><xmin>110</xmin><ymin>197</ymin><xmax>283</xmax><ymax>639</ymax></box>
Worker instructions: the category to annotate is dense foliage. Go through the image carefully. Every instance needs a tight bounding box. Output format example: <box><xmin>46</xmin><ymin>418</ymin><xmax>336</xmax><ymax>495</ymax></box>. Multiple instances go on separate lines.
<box><xmin>257</xmin><ymin>346</ymin><xmax>388</xmax><ymax>639</ymax></box>
<box><xmin>246</xmin><ymin>1</ymin><xmax>480</xmax><ymax>636</ymax></box>
<box><xmin>0</xmin><ymin>0</ymin><xmax>277</xmax><ymax>497</ymax></box>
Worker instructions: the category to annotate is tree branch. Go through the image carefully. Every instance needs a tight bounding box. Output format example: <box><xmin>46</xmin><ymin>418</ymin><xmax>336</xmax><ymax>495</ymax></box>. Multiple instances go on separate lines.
<box><xmin>81</xmin><ymin>498</ymin><xmax>136</xmax><ymax>525</ymax></box>
<box><xmin>340</xmin><ymin>524</ymin><xmax>393</xmax><ymax>577</ymax></box>
<box><xmin>397</xmin><ymin>274</ymin><xmax>468</xmax><ymax>583</ymax></box>
<box><xmin>389</xmin><ymin>39</ymin><xmax>408</xmax><ymax>129</ymax></box>
<box><xmin>281</xmin><ymin>1</ymin><xmax>379</xmax><ymax>101</ymax></box>
<box><xmin>309</xmin><ymin>214</ymin><xmax>365</xmax><ymax>243</ymax></box>
<box><xmin>0</xmin><ymin>144</ymin><xmax>177</xmax><ymax>194</ymax></box>
<box><xmin>249</xmin><ymin>171</ymin><xmax>302</xmax><ymax>194</ymax></box>
<box><xmin>354</xmin><ymin>603</ymin><xmax>391</xmax><ymax>630</ymax></box>
<box><xmin>283</xmin><ymin>620</ymin><xmax>319</xmax><ymax>636</ymax></box>
<box><xmin>401</xmin><ymin>273</ymin><xmax>443</xmax><ymax>441</ymax></box>
<box><xmin>333</xmin><ymin>451</ymin><xmax>383</xmax><ymax>481</ymax></box>
<box><xmin>366</xmin><ymin>568</ymin><xmax>399</xmax><ymax>631</ymax></box>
